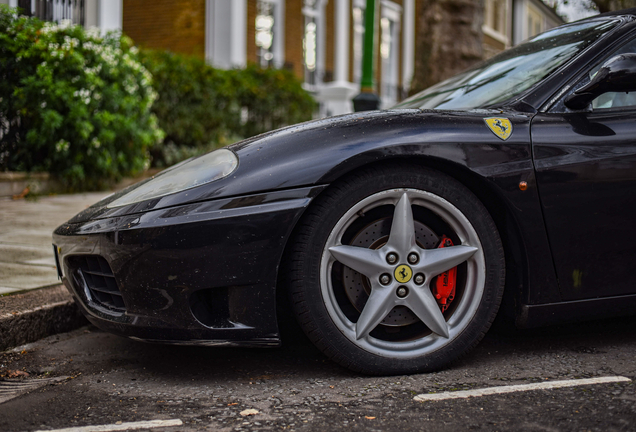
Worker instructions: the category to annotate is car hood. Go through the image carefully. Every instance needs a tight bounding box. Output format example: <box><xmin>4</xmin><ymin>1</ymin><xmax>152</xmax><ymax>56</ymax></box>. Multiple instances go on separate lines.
<box><xmin>68</xmin><ymin>108</ymin><xmax>525</xmax><ymax>223</ymax></box>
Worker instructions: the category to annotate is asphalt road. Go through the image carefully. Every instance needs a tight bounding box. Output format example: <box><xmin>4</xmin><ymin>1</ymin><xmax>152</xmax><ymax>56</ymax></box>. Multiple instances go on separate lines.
<box><xmin>2</xmin><ymin>316</ymin><xmax>636</xmax><ymax>432</ymax></box>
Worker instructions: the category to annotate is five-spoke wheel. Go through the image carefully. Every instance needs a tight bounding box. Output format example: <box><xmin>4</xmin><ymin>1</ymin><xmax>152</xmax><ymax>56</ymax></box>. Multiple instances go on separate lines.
<box><xmin>287</xmin><ymin>165</ymin><xmax>504</xmax><ymax>375</ymax></box>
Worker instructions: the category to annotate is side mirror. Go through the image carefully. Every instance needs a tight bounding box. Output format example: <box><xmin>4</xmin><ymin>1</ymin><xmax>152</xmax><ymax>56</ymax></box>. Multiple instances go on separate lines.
<box><xmin>564</xmin><ymin>53</ymin><xmax>636</xmax><ymax>110</ymax></box>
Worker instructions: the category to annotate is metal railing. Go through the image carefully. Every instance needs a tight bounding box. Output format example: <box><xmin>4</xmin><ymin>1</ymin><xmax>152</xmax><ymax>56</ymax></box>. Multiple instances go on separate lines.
<box><xmin>18</xmin><ymin>0</ymin><xmax>85</xmax><ymax>26</ymax></box>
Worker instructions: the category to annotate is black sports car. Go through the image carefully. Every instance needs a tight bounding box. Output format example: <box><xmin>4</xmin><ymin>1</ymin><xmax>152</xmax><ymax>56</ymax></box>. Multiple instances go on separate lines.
<box><xmin>53</xmin><ymin>10</ymin><xmax>636</xmax><ymax>375</ymax></box>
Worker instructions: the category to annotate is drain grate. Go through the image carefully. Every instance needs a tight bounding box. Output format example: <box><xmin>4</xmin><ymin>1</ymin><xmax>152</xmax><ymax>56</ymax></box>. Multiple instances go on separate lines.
<box><xmin>0</xmin><ymin>377</ymin><xmax>67</xmax><ymax>404</ymax></box>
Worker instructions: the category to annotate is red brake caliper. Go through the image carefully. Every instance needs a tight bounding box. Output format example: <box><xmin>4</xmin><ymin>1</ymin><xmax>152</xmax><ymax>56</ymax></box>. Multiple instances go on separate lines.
<box><xmin>433</xmin><ymin>236</ymin><xmax>457</xmax><ymax>312</ymax></box>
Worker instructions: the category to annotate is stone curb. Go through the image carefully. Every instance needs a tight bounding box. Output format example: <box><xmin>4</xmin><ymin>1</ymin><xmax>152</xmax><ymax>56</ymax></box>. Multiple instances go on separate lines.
<box><xmin>0</xmin><ymin>285</ymin><xmax>88</xmax><ymax>352</ymax></box>
<box><xmin>0</xmin><ymin>172</ymin><xmax>62</xmax><ymax>197</ymax></box>
<box><xmin>0</xmin><ymin>169</ymin><xmax>163</xmax><ymax>197</ymax></box>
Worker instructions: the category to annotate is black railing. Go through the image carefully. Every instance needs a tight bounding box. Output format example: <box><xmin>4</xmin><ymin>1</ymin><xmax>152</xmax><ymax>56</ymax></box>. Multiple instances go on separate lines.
<box><xmin>18</xmin><ymin>0</ymin><xmax>85</xmax><ymax>26</ymax></box>
<box><xmin>17</xmin><ymin>0</ymin><xmax>32</xmax><ymax>14</ymax></box>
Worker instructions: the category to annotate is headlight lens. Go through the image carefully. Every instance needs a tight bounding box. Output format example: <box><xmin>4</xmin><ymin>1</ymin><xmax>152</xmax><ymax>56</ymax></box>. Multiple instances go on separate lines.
<box><xmin>107</xmin><ymin>149</ymin><xmax>238</xmax><ymax>208</ymax></box>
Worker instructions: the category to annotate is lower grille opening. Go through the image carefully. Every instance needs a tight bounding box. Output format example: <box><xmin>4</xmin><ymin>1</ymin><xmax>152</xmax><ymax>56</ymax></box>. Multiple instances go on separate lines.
<box><xmin>69</xmin><ymin>255</ymin><xmax>125</xmax><ymax>312</ymax></box>
<box><xmin>190</xmin><ymin>288</ymin><xmax>233</xmax><ymax>328</ymax></box>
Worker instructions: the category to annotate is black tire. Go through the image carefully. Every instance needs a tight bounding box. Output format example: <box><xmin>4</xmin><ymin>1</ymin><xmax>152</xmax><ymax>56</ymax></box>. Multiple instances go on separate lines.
<box><xmin>285</xmin><ymin>163</ymin><xmax>505</xmax><ymax>375</ymax></box>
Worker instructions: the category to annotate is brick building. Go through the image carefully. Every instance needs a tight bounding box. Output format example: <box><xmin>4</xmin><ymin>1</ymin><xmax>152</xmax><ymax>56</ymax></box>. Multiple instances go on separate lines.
<box><xmin>119</xmin><ymin>0</ymin><xmax>419</xmax><ymax>116</ymax></box>
<box><xmin>483</xmin><ymin>0</ymin><xmax>564</xmax><ymax>59</ymax></box>
<box><xmin>2</xmin><ymin>0</ymin><xmax>564</xmax><ymax>116</ymax></box>
<box><xmin>120</xmin><ymin>0</ymin><xmax>562</xmax><ymax>116</ymax></box>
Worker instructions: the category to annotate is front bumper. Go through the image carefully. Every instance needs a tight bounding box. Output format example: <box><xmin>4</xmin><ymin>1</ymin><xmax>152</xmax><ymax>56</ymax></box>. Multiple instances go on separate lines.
<box><xmin>53</xmin><ymin>186</ymin><xmax>325</xmax><ymax>347</ymax></box>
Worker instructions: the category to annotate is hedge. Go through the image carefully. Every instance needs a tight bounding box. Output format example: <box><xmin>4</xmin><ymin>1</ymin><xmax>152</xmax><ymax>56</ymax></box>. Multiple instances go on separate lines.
<box><xmin>140</xmin><ymin>51</ymin><xmax>316</xmax><ymax>167</ymax></box>
<box><xmin>0</xmin><ymin>6</ymin><xmax>163</xmax><ymax>190</ymax></box>
<box><xmin>233</xmin><ymin>63</ymin><xmax>317</xmax><ymax>138</ymax></box>
<box><xmin>0</xmin><ymin>6</ymin><xmax>316</xmax><ymax>187</ymax></box>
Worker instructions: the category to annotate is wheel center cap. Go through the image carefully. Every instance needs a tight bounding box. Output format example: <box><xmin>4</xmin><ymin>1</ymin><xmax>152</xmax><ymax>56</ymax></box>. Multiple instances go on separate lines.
<box><xmin>394</xmin><ymin>264</ymin><xmax>413</xmax><ymax>283</ymax></box>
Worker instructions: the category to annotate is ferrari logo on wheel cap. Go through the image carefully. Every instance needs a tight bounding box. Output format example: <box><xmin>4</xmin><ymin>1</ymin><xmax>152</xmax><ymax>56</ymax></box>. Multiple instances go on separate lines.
<box><xmin>484</xmin><ymin>117</ymin><xmax>512</xmax><ymax>141</ymax></box>
<box><xmin>394</xmin><ymin>264</ymin><xmax>413</xmax><ymax>283</ymax></box>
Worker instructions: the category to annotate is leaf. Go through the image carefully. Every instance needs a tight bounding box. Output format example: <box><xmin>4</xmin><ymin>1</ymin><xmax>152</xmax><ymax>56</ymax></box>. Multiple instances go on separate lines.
<box><xmin>240</xmin><ymin>409</ymin><xmax>259</xmax><ymax>416</ymax></box>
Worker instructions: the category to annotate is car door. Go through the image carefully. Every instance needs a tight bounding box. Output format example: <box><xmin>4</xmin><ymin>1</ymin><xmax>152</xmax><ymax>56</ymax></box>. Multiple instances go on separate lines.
<box><xmin>532</xmin><ymin>35</ymin><xmax>636</xmax><ymax>301</ymax></box>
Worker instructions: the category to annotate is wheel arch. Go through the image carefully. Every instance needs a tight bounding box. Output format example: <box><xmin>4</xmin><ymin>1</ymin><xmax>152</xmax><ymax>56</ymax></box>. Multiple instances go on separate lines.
<box><xmin>277</xmin><ymin>154</ymin><xmax>527</xmax><ymax>330</ymax></box>
<box><xmin>410</xmin><ymin>156</ymin><xmax>527</xmax><ymax>327</ymax></box>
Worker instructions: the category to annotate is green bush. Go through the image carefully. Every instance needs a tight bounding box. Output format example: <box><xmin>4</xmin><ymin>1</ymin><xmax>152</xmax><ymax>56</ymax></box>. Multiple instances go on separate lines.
<box><xmin>0</xmin><ymin>6</ymin><xmax>163</xmax><ymax>190</ymax></box>
<box><xmin>233</xmin><ymin>64</ymin><xmax>317</xmax><ymax>138</ymax></box>
<box><xmin>139</xmin><ymin>50</ymin><xmax>240</xmax><ymax>167</ymax></box>
<box><xmin>140</xmin><ymin>50</ymin><xmax>316</xmax><ymax>167</ymax></box>
<box><xmin>139</xmin><ymin>50</ymin><xmax>236</xmax><ymax>147</ymax></box>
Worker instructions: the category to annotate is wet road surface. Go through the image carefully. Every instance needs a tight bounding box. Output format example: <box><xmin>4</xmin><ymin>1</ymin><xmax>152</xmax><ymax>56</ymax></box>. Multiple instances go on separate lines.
<box><xmin>1</xmin><ymin>316</ymin><xmax>636</xmax><ymax>431</ymax></box>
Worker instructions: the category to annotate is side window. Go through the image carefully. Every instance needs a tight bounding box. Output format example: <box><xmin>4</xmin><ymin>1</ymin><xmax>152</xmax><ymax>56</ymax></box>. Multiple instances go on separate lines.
<box><xmin>589</xmin><ymin>36</ymin><xmax>636</xmax><ymax>110</ymax></box>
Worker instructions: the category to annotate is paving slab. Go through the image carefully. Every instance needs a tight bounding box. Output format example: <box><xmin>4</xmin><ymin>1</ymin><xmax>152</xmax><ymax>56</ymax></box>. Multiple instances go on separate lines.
<box><xmin>0</xmin><ymin>244</ymin><xmax>53</xmax><ymax>266</ymax></box>
<box><xmin>0</xmin><ymin>263</ymin><xmax>59</xmax><ymax>292</ymax></box>
<box><xmin>0</xmin><ymin>192</ymin><xmax>109</xmax><ymax>295</ymax></box>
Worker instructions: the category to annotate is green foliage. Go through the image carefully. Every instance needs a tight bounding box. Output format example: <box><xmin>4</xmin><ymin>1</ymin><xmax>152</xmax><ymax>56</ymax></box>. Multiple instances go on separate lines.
<box><xmin>0</xmin><ymin>6</ymin><xmax>163</xmax><ymax>190</ymax></box>
<box><xmin>139</xmin><ymin>50</ymin><xmax>236</xmax><ymax>149</ymax></box>
<box><xmin>233</xmin><ymin>64</ymin><xmax>317</xmax><ymax>138</ymax></box>
<box><xmin>0</xmin><ymin>5</ymin><xmax>315</xmax><ymax>185</ymax></box>
<box><xmin>140</xmin><ymin>50</ymin><xmax>316</xmax><ymax>167</ymax></box>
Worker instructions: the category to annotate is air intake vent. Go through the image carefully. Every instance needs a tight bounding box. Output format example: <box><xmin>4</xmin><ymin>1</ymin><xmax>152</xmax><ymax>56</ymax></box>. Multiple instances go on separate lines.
<box><xmin>70</xmin><ymin>256</ymin><xmax>125</xmax><ymax>312</ymax></box>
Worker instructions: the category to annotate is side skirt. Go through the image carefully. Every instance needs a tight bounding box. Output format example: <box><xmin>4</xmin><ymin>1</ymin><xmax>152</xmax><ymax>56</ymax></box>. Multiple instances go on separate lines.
<box><xmin>518</xmin><ymin>294</ymin><xmax>636</xmax><ymax>328</ymax></box>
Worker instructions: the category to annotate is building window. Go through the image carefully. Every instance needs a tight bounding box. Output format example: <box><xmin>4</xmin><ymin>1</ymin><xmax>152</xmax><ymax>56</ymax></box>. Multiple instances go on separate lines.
<box><xmin>380</xmin><ymin>1</ymin><xmax>401</xmax><ymax>105</ymax></box>
<box><xmin>255</xmin><ymin>0</ymin><xmax>284</xmax><ymax>68</ymax></box>
<box><xmin>485</xmin><ymin>0</ymin><xmax>506</xmax><ymax>36</ymax></box>
<box><xmin>483</xmin><ymin>0</ymin><xmax>508</xmax><ymax>48</ymax></box>
<box><xmin>256</xmin><ymin>0</ymin><xmax>276</xmax><ymax>67</ymax></box>
<box><xmin>303</xmin><ymin>0</ymin><xmax>325</xmax><ymax>89</ymax></box>
<box><xmin>352</xmin><ymin>0</ymin><xmax>365</xmax><ymax>85</ymax></box>
<box><xmin>527</xmin><ymin>4</ymin><xmax>543</xmax><ymax>39</ymax></box>
<box><xmin>304</xmin><ymin>17</ymin><xmax>317</xmax><ymax>84</ymax></box>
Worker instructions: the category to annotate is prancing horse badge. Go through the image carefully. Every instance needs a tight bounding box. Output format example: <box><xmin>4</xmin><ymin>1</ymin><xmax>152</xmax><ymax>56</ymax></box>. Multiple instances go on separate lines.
<box><xmin>484</xmin><ymin>117</ymin><xmax>512</xmax><ymax>141</ymax></box>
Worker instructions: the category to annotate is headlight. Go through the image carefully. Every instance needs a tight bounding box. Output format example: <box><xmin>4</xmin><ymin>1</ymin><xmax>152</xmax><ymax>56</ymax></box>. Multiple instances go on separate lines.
<box><xmin>107</xmin><ymin>149</ymin><xmax>238</xmax><ymax>208</ymax></box>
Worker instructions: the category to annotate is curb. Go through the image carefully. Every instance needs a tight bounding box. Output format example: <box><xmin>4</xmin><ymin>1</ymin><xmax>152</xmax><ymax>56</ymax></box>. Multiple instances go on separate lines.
<box><xmin>0</xmin><ymin>169</ymin><xmax>163</xmax><ymax>197</ymax></box>
<box><xmin>0</xmin><ymin>172</ymin><xmax>62</xmax><ymax>198</ymax></box>
<box><xmin>0</xmin><ymin>285</ymin><xmax>88</xmax><ymax>351</ymax></box>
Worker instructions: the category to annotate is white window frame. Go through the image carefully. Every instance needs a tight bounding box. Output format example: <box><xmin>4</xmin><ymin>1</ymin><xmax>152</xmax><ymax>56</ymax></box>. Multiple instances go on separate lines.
<box><xmin>525</xmin><ymin>2</ymin><xmax>544</xmax><ymax>40</ymax></box>
<box><xmin>483</xmin><ymin>0</ymin><xmax>509</xmax><ymax>46</ymax></box>
<box><xmin>206</xmin><ymin>0</ymin><xmax>247</xmax><ymax>69</ymax></box>
<box><xmin>380</xmin><ymin>0</ymin><xmax>401</xmax><ymax>106</ymax></box>
<box><xmin>255</xmin><ymin>0</ymin><xmax>285</xmax><ymax>69</ymax></box>
<box><xmin>302</xmin><ymin>0</ymin><xmax>327</xmax><ymax>91</ymax></box>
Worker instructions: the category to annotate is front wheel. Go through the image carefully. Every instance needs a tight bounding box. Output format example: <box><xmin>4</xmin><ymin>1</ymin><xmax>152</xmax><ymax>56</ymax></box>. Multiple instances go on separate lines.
<box><xmin>286</xmin><ymin>165</ymin><xmax>505</xmax><ymax>375</ymax></box>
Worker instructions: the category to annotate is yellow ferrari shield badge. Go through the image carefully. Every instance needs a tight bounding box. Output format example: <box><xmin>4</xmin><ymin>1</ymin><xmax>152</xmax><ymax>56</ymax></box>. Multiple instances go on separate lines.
<box><xmin>394</xmin><ymin>265</ymin><xmax>413</xmax><ymax>283</ymax></box>
<box><xmin>484</xmin><ymin>117</ymin><xmax>512</xmax><ymax>141</ymax></box>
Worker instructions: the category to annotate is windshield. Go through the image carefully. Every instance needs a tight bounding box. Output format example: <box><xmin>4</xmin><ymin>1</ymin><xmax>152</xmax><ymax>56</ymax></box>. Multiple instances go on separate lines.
<box><xmin>394</xmin><ymin>19</ymin><xmax>619</xmax><ymax>110</ymax></box>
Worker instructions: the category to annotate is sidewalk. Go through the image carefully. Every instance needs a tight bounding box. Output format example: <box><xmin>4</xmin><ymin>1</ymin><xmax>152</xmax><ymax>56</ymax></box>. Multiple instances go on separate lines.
<box><xmin>0</xmin><ymin>192</ymin><xmax>110</xmax><ymax>350</ymax></box>
<box><xmin>0</xmin><ymin>192</ymin><xmax>110</xmax><ymax>295</ymax></box>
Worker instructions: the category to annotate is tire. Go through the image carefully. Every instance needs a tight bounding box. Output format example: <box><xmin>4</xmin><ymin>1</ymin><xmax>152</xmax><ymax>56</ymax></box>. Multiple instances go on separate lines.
<box><xmin>285</xmin><ymin>163</ymin><xmax>505</xmax><ymax>375</ymax></box>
